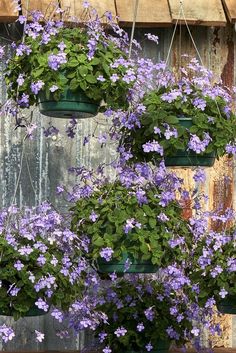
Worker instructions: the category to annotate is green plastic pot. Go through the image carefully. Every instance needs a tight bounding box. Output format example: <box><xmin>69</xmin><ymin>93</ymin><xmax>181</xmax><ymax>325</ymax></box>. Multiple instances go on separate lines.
<box><xmin>164</xmin><ymin>117</ymin><xmax>216</xmax><ymax>167</ymax></box>
<box><xmin>217</xmin><ymin>295</ymin><xmax>236</xmax><ymax>314</ymax></box>
<box><xmin>0</xmin><ymin>305</ymin><xmax>48</xmax><ymax>317</ymax></box>
<box><xmin>125</xmin><ymin>339</ymin><xmax>170</xmax><ymax>353</ymax></box>
<box><xmin>97</xmin><ymin>252</ymin><xmax>158</xmax><ymax>274</ymax></box>
<box><xmin>38</xmin><ymin>88</ymin><xmax>99</xmax><ymax>119</ymax></box>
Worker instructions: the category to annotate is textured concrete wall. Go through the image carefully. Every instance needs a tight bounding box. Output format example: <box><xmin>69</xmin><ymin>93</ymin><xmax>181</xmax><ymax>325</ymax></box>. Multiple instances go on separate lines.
<box><xmin>0</xmin><ymin>24</ymin><xmax>236</xmax><ymax>350</ymax></box>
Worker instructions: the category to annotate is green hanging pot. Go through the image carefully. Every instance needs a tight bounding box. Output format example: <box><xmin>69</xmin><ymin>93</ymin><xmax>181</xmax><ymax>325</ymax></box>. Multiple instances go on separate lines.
<box><xmin>0</xmin><ymin>304</ymin><xmax>48</xmax><ymax>317</ymax></box>
<box><xmin>38</xmin><ymin>88</ymin><xmax>99</xmax><ymax>119</ymax></box>
<box><xmin>126</xmin><ymin>339</ymin><xmax>170</xmax><ymax>353</ymax></box>
<box><xmin>217</xmin><ymin>295</ymin><xmax>236</xmax><ymax>314</ymax></box>
<box><xmin>97</xmin><ymin>252</ymin><xmax>158</xmax><ymax>274</ymax></box>
<box><xmin>164</xmin><ymin>117</ymin><xmax>216</xmax><ymax>167</ymax></box>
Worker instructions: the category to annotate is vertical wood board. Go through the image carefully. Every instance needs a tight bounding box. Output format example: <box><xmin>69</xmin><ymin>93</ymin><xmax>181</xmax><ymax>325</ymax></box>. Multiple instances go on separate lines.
<box><xmin>0</xmin><ymin>0</ymin><xmax>18</xmax><ymax>22</ymax></box>
<box><xmin>21</xmin><ymin>0</ymin><xmax>60</xmax><ymax>19</ymax></box>
<box><xmin>115</xmin><ymin>0</ymin><xmax>172</xmax><ymax>26</ymax></box>
<box><xmin>60</xmin><ymin>0</ymin><xmax>117</xmax><ymax>22</ymax></box>
<box><xmin>222</xmin><ymin>0</ymin><xmax>236</xmax><ymax>22</ymax></box>
<box><xmin>168</xmin><ymin>0</ymin><xmax>227</xmax><ymax>26</ymax></box>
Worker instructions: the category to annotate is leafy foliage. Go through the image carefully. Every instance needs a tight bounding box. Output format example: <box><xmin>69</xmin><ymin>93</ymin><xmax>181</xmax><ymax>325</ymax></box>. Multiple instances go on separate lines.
<box><xmin>70</xmin><ymin>181</ymin><xmax>191</xmax><ymax>268</ymax></box>
<box><xmin>95</xmin><ymin>277</ymin><xmax>194</xmax><ymax>351</ymax></box>
<box><xmin>0</xmin><ymin>203</ymin><xmax>85</xmax><ymax>320</ymax></box>
<box><xmin>120</xmin><ymin>59</ymin><xmax>236</xmax><ymax>163</ymax></box>
<box><xmin>5</xmin><ymin>19</ymin><xmax>131</xmax><ymax>111</ymax></box>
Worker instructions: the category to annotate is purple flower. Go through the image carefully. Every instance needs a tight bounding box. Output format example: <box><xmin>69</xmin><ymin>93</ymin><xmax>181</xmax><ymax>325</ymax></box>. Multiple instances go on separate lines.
<box><xmin>35</xmin><ymin>330</ymin><xmax>44</xmax><ymax>342</ymax></box>
<box><xmin>37</xmin><ymin>254</ymin><xmax>46</xmax><ymax>266</ymax></box>
<box><xmin>0</xmin><ymin>46</ymin><xmax>4</xmax><ymax>59</ymax></box>
<box><xmin>192</xmin><ymin>97</ymin><xmax>206</xmax><ymax>111</ymax></box>
<box><xmin>14</xmin><ymin>261</ymin><xmax>24</xmax><ymax>271</ymax></box>
<box><xmin>18</xmin><ymin>245</ymin><xmax>33</xmax><ymax>255</ymax></box>
<box><xmin>144</xmin><ymin>307</ymin><xmax>155</xmax><ymax>321</ymax></box>
<box><xmin>51</xmin><ymin>308</ymin><xmax>63</xmax><ymax>322</ymax></box>
<box><xmin>114</xmin><ymin>326</ymin><xmax>127</xmax><ymax>337</ymax></box>
<box><xmin>137</xmin><ymin>322</ymin><xmax>145</xmax><ymax>332</ymax></box>
<box><xmin>161</xmin><ymin>90</ymin><xmax>182</xmax><ymax>103</ymax></box>
<box><xmin>48</xmin><ymin>52</ymin><xmax>67</xmax><ymax>70</ymax></box>
<box><xmin>146</xmin><ymin>342</ymin><xmax>153</xmax><ymax>351</ymax></box>
<box><xmin>163</xmin><ymin>124</ymin><xmax>178</xmax><ymax>139</ymax></box>
<box><xmin>9</xmin><ymin>286</ymin><xmax>21</xmax><ymax>297</ymax></box>
<box><xmin>35</xmin><ymin>298</ymin><xmax>49</xmax><ymax>312</ymax></box>
<box><xmin>97</xmin><ymin>75</ymin><xmax>106</xmax><ymax>82</ymax></box>
<box><xmin>98</xmin><ymin>332</ymin><xmax>107</xmax><ymax>343</ymax></box>
<box><xmin>100</xmin><ymin>247</ymin><xmax>114</xmax><ymax>262</ymax></box>
<box><xmin>16</xmin><ymin>74</ymin><xmax>25</xmax><ymax>86</ymax></box>
<box><xmin>103</xmin><ymin>347</ymin><xmax>112</xmax><ymax>353</ymax></box>
<box><xmin>145</xmin><ymin>33</ymin><xmax>159</xmax><ymax>44</ymax></box>
<box><xmin>157</xmin><ymin>212</ymin><xmax>169</xmax><ymax>222</ymax></box>
<box><xmin>110</xmin><ymin>74</ymin><xmax>119</xmax><ymax>83</ymax></box>
<box><xmin>226</xmin><ymin>142</ymin><xmax>236</xmax><ymax>155</ymax></box>
<box><xmin>16</xmin><ymin>44</ymin><xmax>31</xmax><ymax>56</ymax></box>
<box><xmin>191</xmin><ymin>327</ymin><xmax>200</xmax><ymax>337</ymax></box>
<box><xmin>188</xmin><ymin>133</ymin><xmax>211</xmax><ymax>153</ymax></box>
<box><xmin>124</xmin><ymin>218</ymin><xmax>141</xmax><ymax>234</ymax></box>
<box><xmin>154</xmin><ymin>127</ymin><xmax>161</xmax><ymax>135</ymax></box>
<box><xmin>49</xmin><ymin>85</ymin><xmax>59</xmax><ymax>92</ymax></box>
<box><xmin>0</xmin><ymin>325</ymin><xmax>15</xmax><ymax>342</ymax></box>
<box><xmin>210</xmin><ymin>265</ymin><xmax>223</xmax><ymax>278</ymax></box>
<box><xmin>17</xmin><ymin>15</ymin><xmax>26</xmax><ymax>24</ymax></box>
<box><xmin>193</xmin><ymin>168</ymin><xmax>206</xmax><ymax>183</ymax></box>
<box><xmin>166</xmin><ymin>326</ymin><xmax>180</xmax><ymax>340</ymax></box>
<box><xmin>57</xmin><ymin>41</ymin><xmax>66</xmax><ymax>51</ymax></box>
<box><xmin>31</xmin><ymin>80</ymin><xmax>45</xmax><ymax>95</ymax></box>
<box><xmin>142</xmin><ymin>141</ymin><xmax>163</xmax><ymax>155</ymax></box>
<box><xmin>17</xmin><ymin>93</ymin><xmax>29</xmax><ymax>107</ymax></box>
<box><xmin>219</xmin><ymin>288</ymin><xmax>228</xmax><ymax>299</ymax></box>
<box><xmin>89</xmin><ymin>211</ymin><xmax>98</xmax><ymax>222</ymax></box>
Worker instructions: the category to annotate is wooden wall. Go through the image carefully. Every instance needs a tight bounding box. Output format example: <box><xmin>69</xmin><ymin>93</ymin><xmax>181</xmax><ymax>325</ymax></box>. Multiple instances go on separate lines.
<box><xmin>0</xmin><ymin>17</ymin><xmax>236</xmax><ymax>352</ymax></box>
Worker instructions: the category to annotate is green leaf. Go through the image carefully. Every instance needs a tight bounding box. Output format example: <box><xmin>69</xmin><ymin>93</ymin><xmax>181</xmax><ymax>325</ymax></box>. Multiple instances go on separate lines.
<box><xmin>85</xmin><ymin>74</ymin><xmax>97</xmax><ymax>84</ymax></box>
<box><xmin>67</xmin><ymin>58</ymin><xmax>79</xmax><ymax>67</ymax></box>
<box><xmin>90</xmin><ymin>57</ymin><xmax>100</xmax><ymax>65</ymax></box>
<box><xmin>93</xmin><ymin>237</ymin><xmax>105</xmax><ymax>247</ymax></box>
<box><xmin>78</xmin><ymin>66</ymin><xmax>88</xmax><ymax>77</ymax></box>
<box><xmin>69</xmin><ymin>78</ymin><xmax>79</xmax><ymax>90</ymax></box>
<box><xmin>102</xmin><ymin>62</ymin><xmax>110</xmax><ymax>76</ymax></box>
<box><xmin>148</xmin><ymin>218</ymin><xmax>156</xmax><ymax>228</ymax></box>
<box><xmin>33</xmin><ymin>67</ymin><xmax>44</xmax><ymax>78</ymax></box>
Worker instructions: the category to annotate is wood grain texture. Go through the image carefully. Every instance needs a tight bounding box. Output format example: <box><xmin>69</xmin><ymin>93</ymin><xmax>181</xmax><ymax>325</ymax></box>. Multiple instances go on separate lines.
<box><xmin>60</xmin><ymin>0</ymin><xmax>116</xmax><ymax>22</ymax></box>
<box><xmin>222</xmin><ymin>0</ymin><xmax>236</xmax><ymax>22</ymax></box>
<box><xmin>115</xmin><ymin>0</ymin><xmax>172</xmax><ymax>27</ymax></box>
<box><xmin>168</xmin><ymin>0</ymin><xmax>227</xmax><ymax>26</ymax></box>
<box><xmin>21</xmin><ymin>0</ymin><xmax>60</xmax><ymax>19</ymax></box>
<box><xmin>0</xmin><ymin>0</ymin><xmax>18</xmax><ymax>22</ymax></box>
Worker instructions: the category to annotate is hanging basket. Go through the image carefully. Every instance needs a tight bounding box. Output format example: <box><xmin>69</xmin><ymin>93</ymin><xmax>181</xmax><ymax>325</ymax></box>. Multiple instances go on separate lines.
<box><xmin>97</xmin><ymin>252</ymin><xmax>158</xmax><ymax>274</ymax></box>
<box><xmin>126</xmin><ymin>339</ymin><xmax>170</xmax><ymax>353</ymax></box>
<box><xmin>217</xmin><ymin>295</ymin><xmax>236</xmax><ymax>314</ymax></box>
<box><xmin>38</xmin><ymin>88</ymin><xmax>99</xmax><ymax>119</ymax></box>
<box><xmin>164</xmin><ymin>117</ymin><xmax>216</xmax><ymax>167</ymax></box>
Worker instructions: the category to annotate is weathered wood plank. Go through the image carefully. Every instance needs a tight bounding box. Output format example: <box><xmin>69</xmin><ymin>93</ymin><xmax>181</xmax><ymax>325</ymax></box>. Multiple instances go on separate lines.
<box><xmin>168</xmin><ymin>0</ymin><xmax>227</xmax><ymax>26</ymax></box>
<box><xmin>21</xmin><ymin>0</ymin><xmax>59</xmax><ymax>19</ymax></box>
<box><xmin>0</xmin><ymin>0</ymin><xmax>18</xmax><ymax>22</ymax></box>
<box><xmin>115</xmin><ymin>0</ymin><xmax>172</xmax><ymax>27</ymax></box>
<box><xmin>60</xmin><ymin>0</ymin><xmax>116</xmax><ymax>21</ymax></box>
<box><xmin>222</xmin><ymin>0</ymin><xmax>236</xmax><ymax>22</ymax></box>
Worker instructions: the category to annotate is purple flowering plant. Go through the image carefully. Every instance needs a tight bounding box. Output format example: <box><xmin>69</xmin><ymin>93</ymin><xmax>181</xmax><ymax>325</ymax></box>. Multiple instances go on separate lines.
<box><xmin>5</xmin><ymin>4</ymin><xmax>134</xmax><ymax>112</ymax></box>
<box><xmin>118</xmin><ymin>58</ymin><xmax>236</xmax><ymax>163</ymax></box>
<box><xmin>189</xmin><ymin>221</ymin><xmax>236</xmax><ymax>307</ymax></box>
<box><xmin>0</xmin><ymin>202</ymin><xmax>87</xmax><ymax>320</ymax></box>
<box><xmin>70</xmin><ymin>163</ymin><xmax>192</xmax><ymax>270</ymax></box>
<box><xmin>92</xmin><ymin>274</ymin><xmax>216</xmax><ymax>352</ymax></box>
